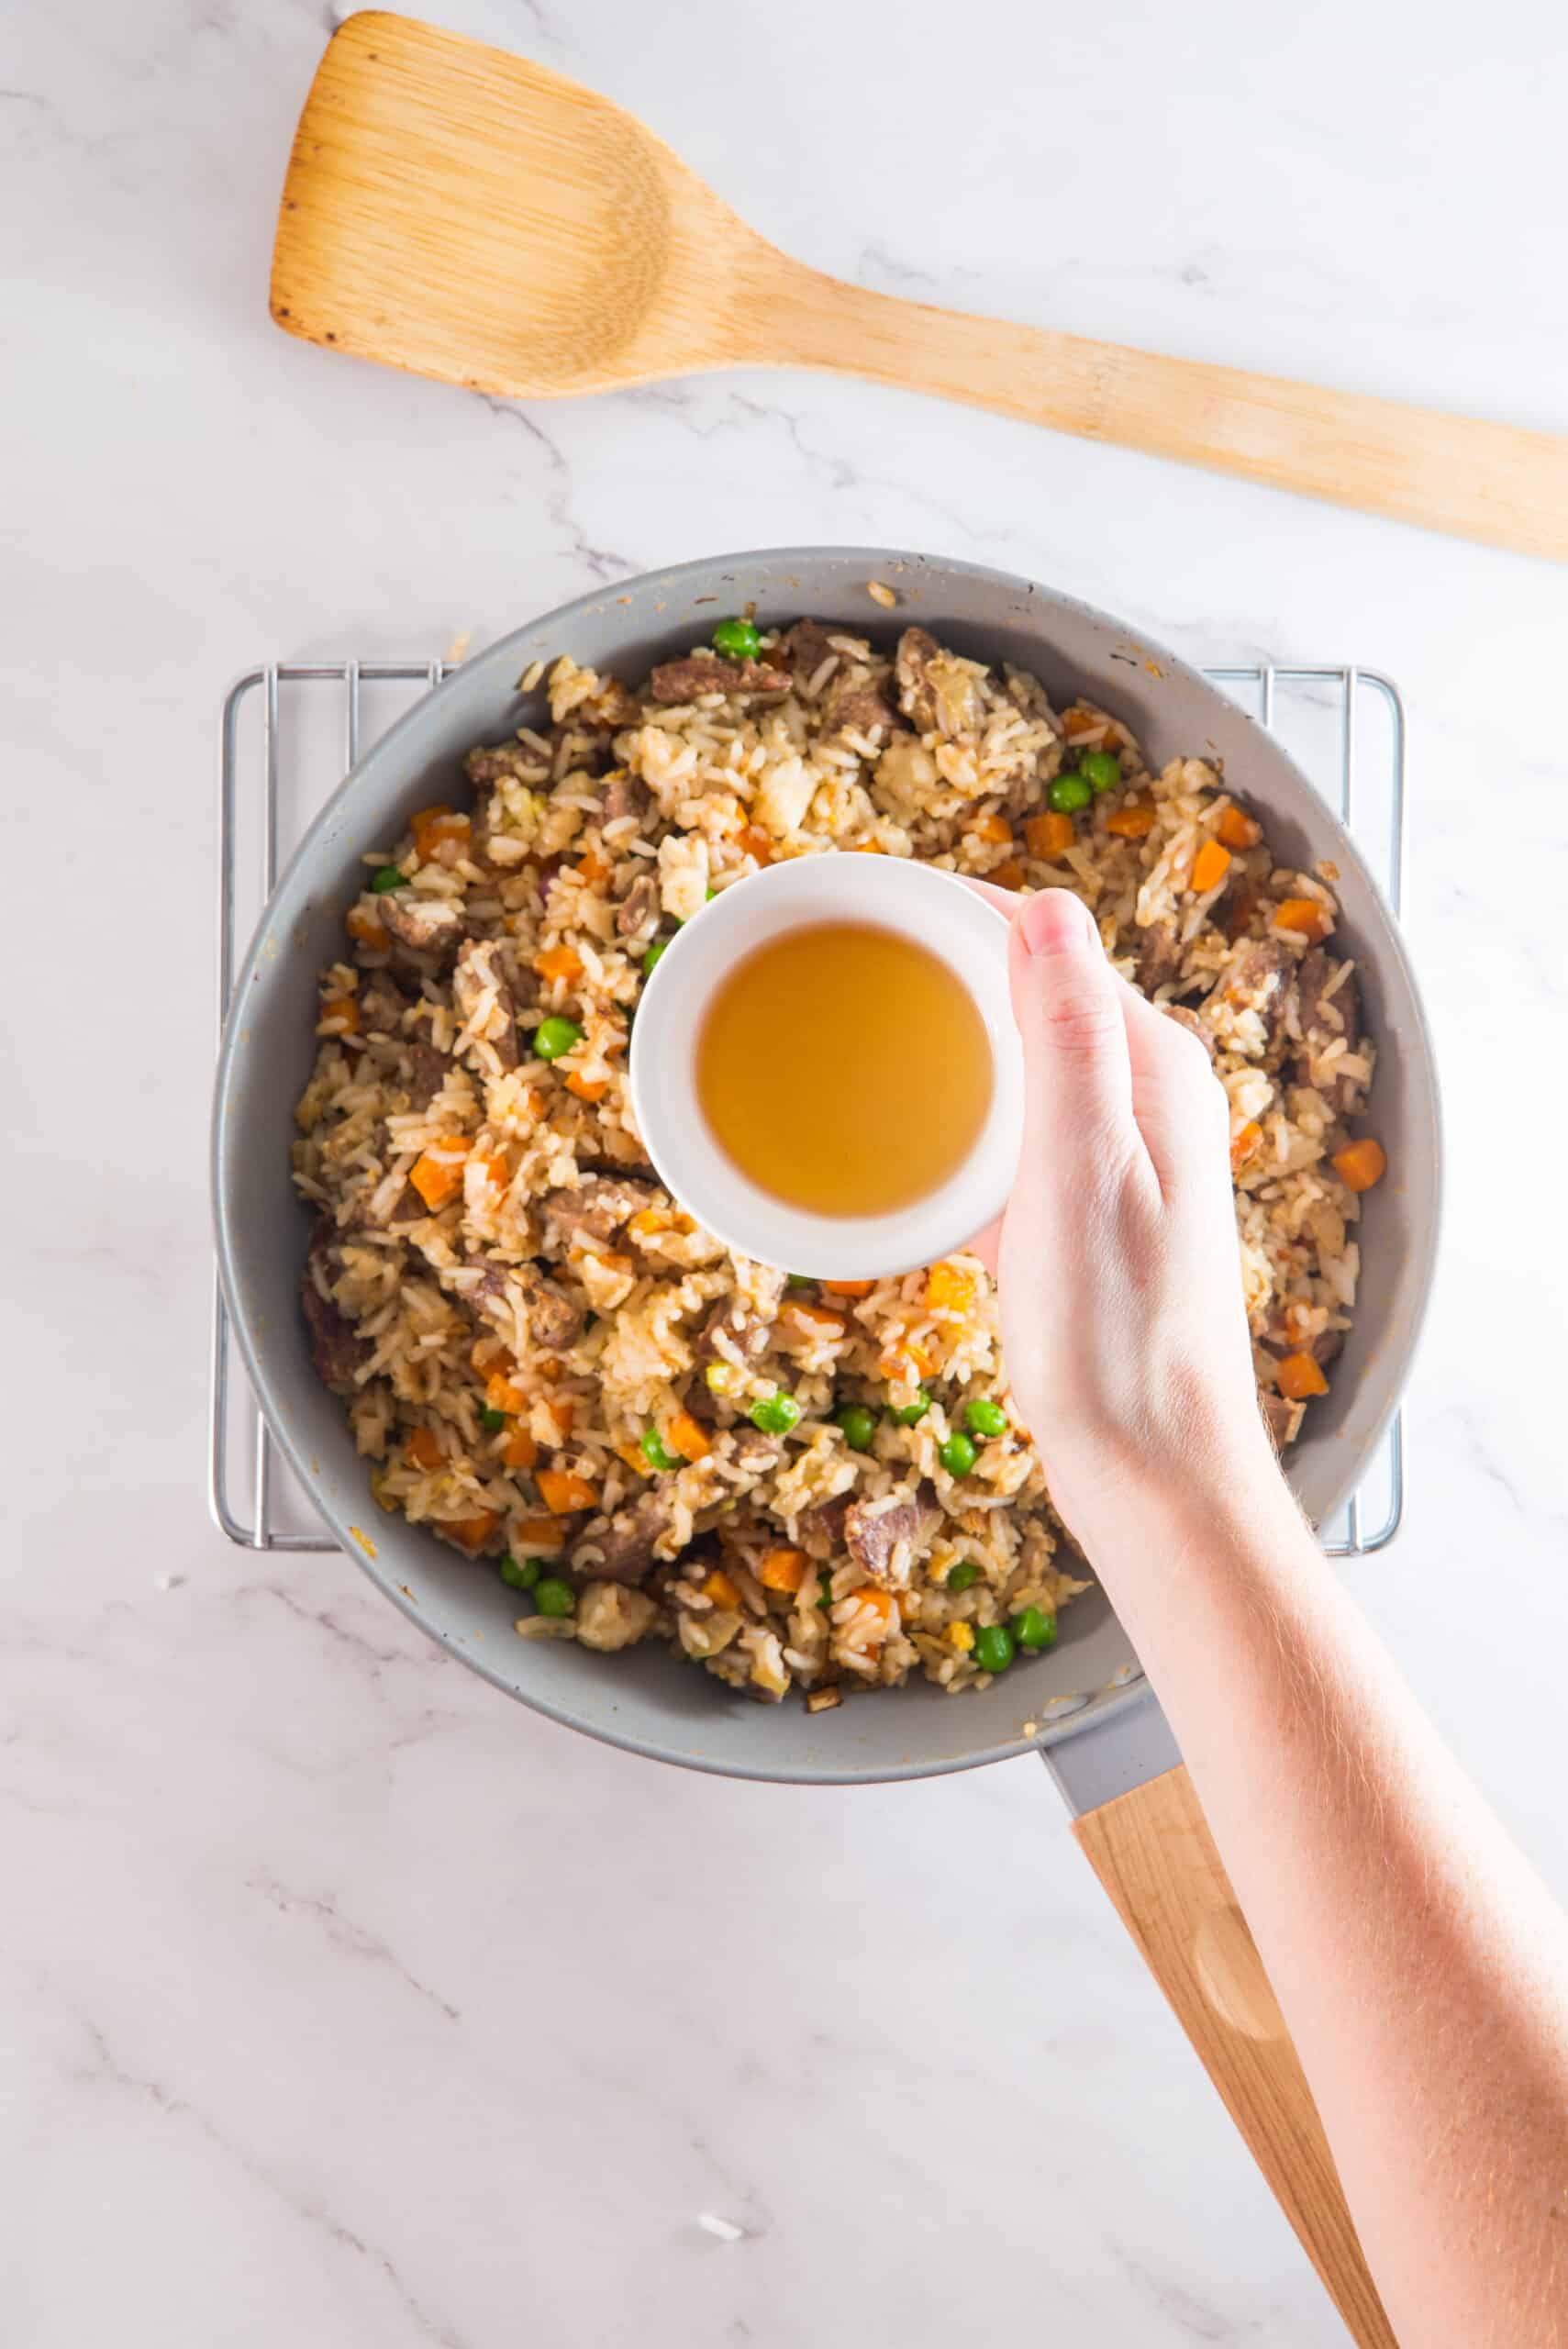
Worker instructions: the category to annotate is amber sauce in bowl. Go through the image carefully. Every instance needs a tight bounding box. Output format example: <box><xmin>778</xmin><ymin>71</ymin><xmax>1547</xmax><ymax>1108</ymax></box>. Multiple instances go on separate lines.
<box><xmin>696</xmin><ymin>921</ymin><xmax>994</xmax><ymax>1217</ymax></box>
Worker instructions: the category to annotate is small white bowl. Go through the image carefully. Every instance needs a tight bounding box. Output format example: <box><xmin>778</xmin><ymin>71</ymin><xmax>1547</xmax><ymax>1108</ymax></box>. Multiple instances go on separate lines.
<box><xmin>628</xmin><ymin>855</ymin><xmax>1025</xmax><ymax>1278</ymax></box>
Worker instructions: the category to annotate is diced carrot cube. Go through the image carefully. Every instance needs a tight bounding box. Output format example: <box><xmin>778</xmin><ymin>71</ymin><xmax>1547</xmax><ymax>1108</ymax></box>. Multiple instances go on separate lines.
<box><xmin>1217</xmin><ymin>804</ymin><xmax>1262</xmax><ymax>851</ymax></box>
<box><xmin>535</xmin><ymin>943</ymin><xmax>583</xmax><ymax>984</ymax></box>
<box><xmin>988</xmin><ymin>860</ymin><xmax>1027</xmax><ymax>892</ymax></box>
<box><xmin>510</xmin><ymin>1513</ymin><xmax>566</xmax><ymax>1552</ymax></box>
<box><xmin>1024</xmin><ymin>810</ymin><xmax>1076</xmax><ymax>859</ymax></box>
<box><xmin>575</xmin><ymin>850</ymin><xmax>611</xmax><ymax>886</ymax></box>
<box><xmin>1274</xmin><ymin>896</ymin><xmax>1333</xmax><ymax>942</ymax></box>
<box><xmin>1106</xmin><ymin>801</ymin><xmax>1155</xmax><ymax>840</ymax></box>
<box><xmin>501</xmin><ymin>1429</ymin><xmax>538</xmax><ymax>1472</ymax></box>
<box><xmin>406</xmin><ymin>1426</ymin><xmax>443</xmax><ymax>1472</ymax></box>
<box><xmin>1277</xmin><ymin>1350</ymin><xmax>1329</xmax><ymax>1401</ymax></box>
<box><xmin>1230</xmin><ymin>1119</ymin><xmax>1262</xmax><ymax>1170</ymax></box>
<box><xmin>973</xmin><ymin>812</ymin><xmax>1013</xmax><ymax>844</ymax></box>
<box><xmin>565</xmin><ymin>1071</ymin><xmax>609</xmax><ymax>1102</ymax></box>
<box><xmin>448</xmin><ymin>1509</ymin><xmax>500</xmax><ymax>1553</ymax></box>
<box><xmin>543</xmin><ymin>1397</ymin><xmax>576</xmax><ymax>1440</ymax></box>
<box><xmin>471</xmin><ymin>1336</ymin><xmax>514</xmax><ymax>1381</ymax></box>
<box><xmin>667</xmin><ymin>1408</ymin><xmax>712</xmax><ymax>1464</ymax></box>
<box><xmin>852</xmin><ymin>840</ymin><xmax>884</xmax><ymax>853</ymax></box>
<box><xmin>476</xmin><ymin>1151</ymin><xmax>510</xmax><ymax>1197</ymax></box>
<box><xmin>925</xmin><ymin>1261</ymin><xmax>978</xmax><ymax>1314</ymax></box>
<box><xmin>320</xmin><ymin>995</ymin><xmax>361</xmax><ymax>1033</ymax></box>
<box><xmin>537</xmin><ymin>1467</ymin><xmax>596</xmax><ymax>1514</ymax></box>
<box><xmin>758</xmin><ymin>1547</ymin><xmax>807</xmax><ymax>1594</ymax></box>
<box><xmin>822</xmin><ymin>1280</ymin><xmax>874</xmax><ymax>1297</ymax></box>
<box><xmin>1332</xmin><ymin>1138</ymin><xmax>1386</xmax><ymax>1194</ymax></box>
<box><xmin>614</xmin><ymin>1439</ymin><xmax>652</xmax><ymax>1478</ymax></box>
<box><xmin>1190</xmin><ymin>839</ymin><xmax>1233</xmax><ymax>895</ymax></box>
<box><xmin>409</xmin><ymin>1145</ymin><xmax>466</xmax><ymax>1209</ymax></box>
<box><xmin>346</xmin><ymin>903</ymin><xmax>384</xmax><ymax>945</ymax></box>
<box><xmin>703</xmin><ymin>1568</ymin><xmax>743</xmax><ymax>1611</ymax></box>
<box><xmin>485</xmin><ymin>1373</ymin><xmax>528</xmax><ymax>1416</ymax></box>
<box><xmin>411</xmin><ymin>805</ymin><xmax>470</xmax><ymax>861</ymax></box>
<box><xmin>1062</xmin><ymin>707</ymin><xmax>1103</xmax><ymax>742</ymax></box>
<box><xmin>737</xmin><ymin>824</ymin><xmax>773</xmax><ymax>865</ymax></box>
<box><xmin>628</xmin><ymin>1208</ymin><xmax>665</xmax><ymax>1237</ymax></box>
<box><xmin>851</xmin><ymin>1586</ymin><xmax>895</xmax><ymax>1630</ymax></box>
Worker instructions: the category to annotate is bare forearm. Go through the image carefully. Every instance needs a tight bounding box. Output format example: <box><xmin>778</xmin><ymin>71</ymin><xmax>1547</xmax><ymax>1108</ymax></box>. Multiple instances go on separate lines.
<box><xmin>1079</xmin><ymin>1457</ymin><xmax>1568</xmax><ymax>2349</ymax></box>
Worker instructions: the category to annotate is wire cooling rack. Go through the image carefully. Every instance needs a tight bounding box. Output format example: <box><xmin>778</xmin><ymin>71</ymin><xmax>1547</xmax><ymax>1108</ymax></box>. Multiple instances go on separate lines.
<box><xmin>210</xmin><ymin>660</ymin><xmax>1407</xmax><ymax>1559</ymax></box>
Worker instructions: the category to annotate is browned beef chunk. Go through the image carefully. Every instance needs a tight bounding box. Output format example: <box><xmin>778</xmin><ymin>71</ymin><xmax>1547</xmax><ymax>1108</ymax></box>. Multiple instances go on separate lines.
<box><xmin>300</xmin><ymin>1229</ymin><xmax>368</xmax><ymax>1394</ymax></box>
<box><xmin>407</xmin><ymin>1042</ymin><xmax>451</xmax><ymax>1110</ymax></box>
<box><xmin>515</xmin><ymin>1263</ymin><xmax>584</xmax><ymax>1351</ymax></box>
<box><xmin>541</xmin><ymin>1177</ymin><xmax>657</xmax><ymax>1250</ymax></box>
<box><xmin>649</xmin><ymin>655</ymin><xmax>791</xmax><ymax>705</ymax></box>
<box><xmin>821</xmin><ymin>675</ymin><xmax>903</xmax><ymax>742</ymax></box>
<box><xmin>1311</xmin><ymin>1324</ymin><xmax>1345</xmax><ymax>1369</ymax></box>
<box><xmin>779</xmin><ymin>618</ymin><xmax>838</xmax><ymax>682</ymax></box>
<box><xmin>452</xmin><ymin>938</ymin><xmax>520</xmax><ymax>1072</ymax></box>
<box><xmin>616</xmin><ymin>873</ymin><xmax>659</xmax><ymax>938</ymax></box>
<box><xmin>603</xmin><ymin>770</ymin><xmax>650</xmax><ymax>828</ymax></box>
<box><xmin>1261</xmin><ymin>1389</ymin><xmax>1306</xmax><ymax>1451</ymax></box>
<box><xmin>1292</xmin><ymin>949</ymin><xmax>1363</xmax><ymax>1114</ymax></box>
<box><xmin>1162</xmin><ymin>1004</ymin><xmax>1216</xmax><ymax>1062</ymax></box>
<box><xmin>361</xmin><ymin>974</ymin><xmax>412</xmax><ymax>1037</ymax></box>
<box><xmin>800</xmin><ymin>1493</ymin><xmax>851</xmax><ymax>1552</ymax></box>
<box><xmin>388</xmin><ymin>1180</ymin><xmax>425</xmax><ymax>1225</ymax></box>
<box><xmin>1222</xmin><ymin>938</ymin><xmax>1296</xmax><ymax>1044</ymax></box>
<box><xmin>894</xmin><ymin>626</ymin><xmax>983</xmax><ymax>738</ymax></box>
<box><xmin>579</xmin><ymin>678</ymin><xmax>639</xmax><ymax>731</ymax></box>
<box><xmin>695</xmin><ymin>1296</ymin><xmax>773</xmax><ymax>1365</ymax></box>
<box><xmin>571</xmin><ymin>1487</ymin><xmax>681</xmax><ymax>1583</ymax></box>
<box><xmin>1136</xmin><ymin>918</ymin><xmax>1184</xmax><ymax>995</ymax></box>
<box><xmin>844</xmin><ymin>1482</ymin><xmax>940</xmax><ymax>1577</ymax></box>
<box><xmin>465</xmin><ymin>740</ymin><xmax>549</xmax><ymax>787</ymax></box>
<box><xmin>378</xmin><ymin>891</ymin><xmax>465</xmax><ymax>961</ymax></box>
<box><xmin>727</xmin><ymin>1427</ymin><xmax>781</xmax><ymax>1481</ymax></box>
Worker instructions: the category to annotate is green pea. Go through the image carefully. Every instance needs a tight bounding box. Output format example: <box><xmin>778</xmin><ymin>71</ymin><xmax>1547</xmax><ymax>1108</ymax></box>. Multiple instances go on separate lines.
<box><xmin>479</xmin><ymin>1405</ymin><xmax>506</xmax><ymax>1433</ymax></box>
<box><xmin>888</xmin><ymin>1388</ymin><xmax>931</xmax><ymax>1427</ymax></box>
<box><xmin>963</xmin><ymin>1398</ymin><xmax>1007</xmax><ymax>1440</ymax></box>
<box><xmin>712</xmin><ymin>617</ymin><xmax>762</xmax><ymax>661</ymax></box>
<box><xmin>784</xmin><ymin>1275</ymin><xmax>814</xmax><ymax>1291</ymax></box>
<box><xmin>370</xmin><ymin>864</ymin><xmax>405</xmax><ymax>893</ymax></box>
<box><xmin>946</xmin><ymin>1561</ymin><xmax>981</xmax><ymax>1593</ymax></box>
<box><xmin>973</xmin><ymin>1623</ymin><xmax>1016</xmax><ymax>1674</ymax></box>
<box><xmin>835</xmin><ymin>1404</ymin><xmax>877</xmax><ymax>1453</ymax></box>
<box><xmin>750</xmin><ymin>1392</ymin><xmax>801</xmax><ymax>1436</ymax></box>
<box><xmin>1012</xmin><ymin>1605</ymin><xmax>1058</xmax><ymax>1651</ymax></box>
<box><xmin>532</xmin><ymin>1015</ymin><xmax>583</xmax><ymax>1061</ymax></box>
<box><xmin>938</xmin><ymin>1431</ymin><xmax>977</xmax><ymax>1477</ymax></box>
<box><xmin>1048</xmin><ymin>773</ymin><xmax>1094</xmax><ymax>815</ymax></box>
<box><xmin>499</xmin><ymin>1554</ymin><xmax>541</xmax><ymax>1591</ymax></box>
<box><xmin>1079</xmin><ymin>749</ymin><xmax>1122</xmax><ymax>794</ymax></box>
<box><xmin>533</xmin><ymin>1576</ymin><xmax>576</xmax><ymax>1617</ymax></box>
<box><xmin>642</xmin><ymin>940</ymin><xmax>668</xmax><ymax>978</ymax></box>
<box><xmin>641</xmin><ymin>1426</ymin><xmax>679</xmax><ymax>1472</ymax></box>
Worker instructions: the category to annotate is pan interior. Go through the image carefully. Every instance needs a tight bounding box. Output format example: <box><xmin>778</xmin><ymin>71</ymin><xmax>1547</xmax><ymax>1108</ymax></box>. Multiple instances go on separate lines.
<box><xmin>211</xmin><ymin>548</ymin><xmax>1439</xmax><ymax>1784</ymax></box>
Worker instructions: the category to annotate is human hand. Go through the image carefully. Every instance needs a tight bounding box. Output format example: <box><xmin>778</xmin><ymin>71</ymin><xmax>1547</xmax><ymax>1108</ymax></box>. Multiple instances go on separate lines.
<box><xmin>963</xmin><ymin>885</ymin><xmax>1281</xmax><ymax>1551</ymax></box>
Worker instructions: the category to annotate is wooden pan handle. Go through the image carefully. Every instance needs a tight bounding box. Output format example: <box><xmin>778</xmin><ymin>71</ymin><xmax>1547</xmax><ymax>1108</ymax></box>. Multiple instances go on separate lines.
<box><xmin>756</xmin><ymin>268</ymin><xmax>1568</xmax><ymax>561</ymax></box>
<box><xmin>1073</xmin><ymin>1764</ymin><xmax>1397</xmax><ymax>2347</ymax></box>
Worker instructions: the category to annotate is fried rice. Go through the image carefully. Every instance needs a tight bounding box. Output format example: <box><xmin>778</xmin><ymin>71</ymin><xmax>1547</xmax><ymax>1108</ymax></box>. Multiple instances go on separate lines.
<box><xmin>292</xmin><ymin>616</ymin><xmax>1380</xmax><ymax>1708</ymax></box>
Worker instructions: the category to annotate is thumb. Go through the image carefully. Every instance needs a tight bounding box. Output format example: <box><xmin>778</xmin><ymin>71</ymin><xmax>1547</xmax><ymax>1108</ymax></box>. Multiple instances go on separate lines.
<box><xmin>1007</xmin><ymin>891</ymin><xmax>1136</xmax><ymax>1198</ymax></box>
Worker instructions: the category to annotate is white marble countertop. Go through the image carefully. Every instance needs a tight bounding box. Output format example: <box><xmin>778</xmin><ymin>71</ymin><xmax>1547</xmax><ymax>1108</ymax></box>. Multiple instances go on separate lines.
<box><xmin>7</xmin><ymin>0</ymin><xmax>1568</xmax><ymax>2340</ymax></box>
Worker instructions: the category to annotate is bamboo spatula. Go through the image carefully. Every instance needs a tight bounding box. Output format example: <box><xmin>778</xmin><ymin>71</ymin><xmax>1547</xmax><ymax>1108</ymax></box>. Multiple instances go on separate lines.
<box><xmin>273</xmin><ymin>12</ymin><xmax>1568</xmax><ymax>561</ymax></box>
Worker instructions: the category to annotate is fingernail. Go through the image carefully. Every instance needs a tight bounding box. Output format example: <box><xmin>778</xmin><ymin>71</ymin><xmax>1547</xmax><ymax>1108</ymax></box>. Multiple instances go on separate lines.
<box><xmin>1018</xmin><ymin>889</ymin><xmax>1095</xmax><ymax>958</ymax></box>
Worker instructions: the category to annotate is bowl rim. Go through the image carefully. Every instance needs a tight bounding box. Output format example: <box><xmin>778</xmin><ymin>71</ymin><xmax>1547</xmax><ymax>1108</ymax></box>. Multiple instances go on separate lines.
<box><xmin>628</xmin><ymin>853</ymin><xmax>1027</xmax><ymax>1278</ymax></box>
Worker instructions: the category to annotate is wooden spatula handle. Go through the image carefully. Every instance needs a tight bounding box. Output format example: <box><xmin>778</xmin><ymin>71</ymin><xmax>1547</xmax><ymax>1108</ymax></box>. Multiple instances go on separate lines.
<box><xmin>760</xmin><ymin>267</ymin><xmax>1568</xmax><ymax>561</ymax></box>
<box><xmin>1073</xmin><ymin>1763</ymin><xmax>1398</xmax><ymax>2347</ymax></box>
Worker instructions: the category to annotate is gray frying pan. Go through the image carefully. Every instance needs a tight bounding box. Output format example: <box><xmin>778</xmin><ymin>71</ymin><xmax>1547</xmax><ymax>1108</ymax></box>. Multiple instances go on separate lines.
<box><xmin>212</xmin><ymin>550</ymin><xmax>1439</xmax><ymax>2346</ymax></box>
